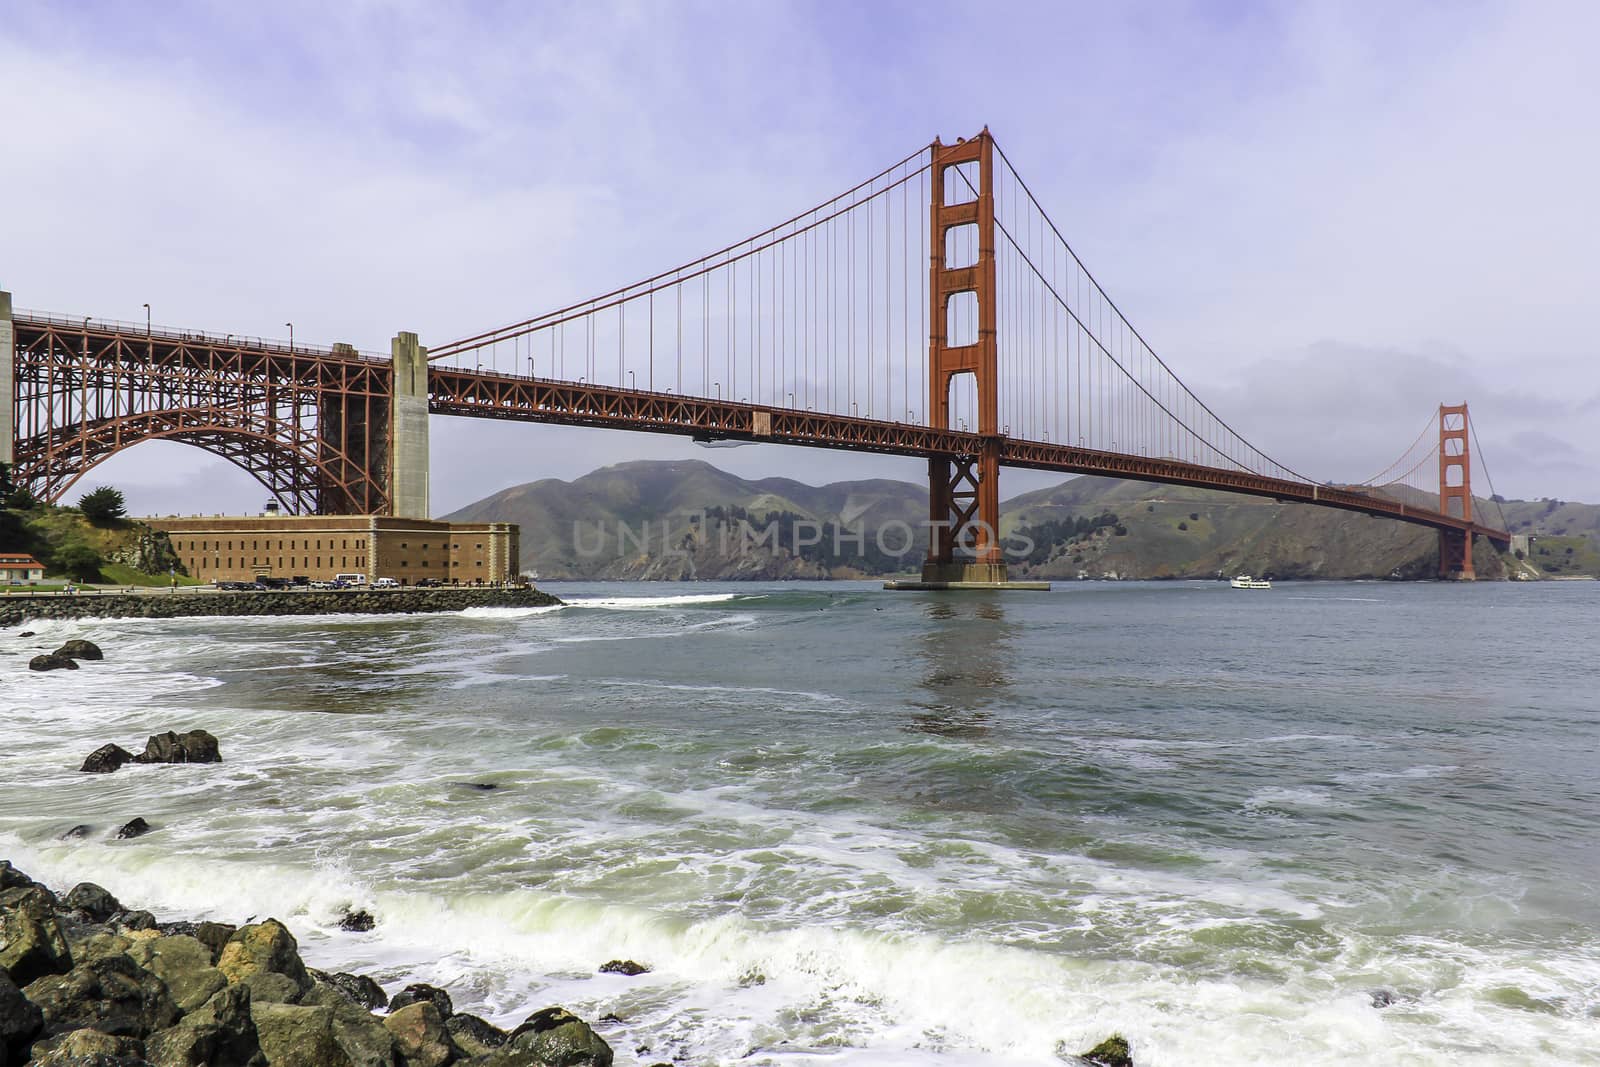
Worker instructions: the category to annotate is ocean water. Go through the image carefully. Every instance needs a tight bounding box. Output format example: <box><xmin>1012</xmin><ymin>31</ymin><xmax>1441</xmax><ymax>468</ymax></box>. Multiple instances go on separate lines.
<box><xmin>2</xmin><ymin>580</ymin><xmax>1597</xmax><ymax>1065</ymax></box>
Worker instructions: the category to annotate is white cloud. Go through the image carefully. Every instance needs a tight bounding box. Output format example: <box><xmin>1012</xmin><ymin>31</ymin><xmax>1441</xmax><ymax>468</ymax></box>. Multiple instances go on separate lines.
<box><xmin>4</xmin><ymin>1</ymin><xmax>1595</xmax><ymax>514</ymax></box>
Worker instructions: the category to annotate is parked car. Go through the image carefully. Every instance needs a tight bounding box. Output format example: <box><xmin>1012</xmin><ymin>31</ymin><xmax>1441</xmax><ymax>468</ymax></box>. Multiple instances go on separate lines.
<box><xmin>374</xmin><ymin>577</ymin><xmax>401</xmax><ymax>589</ymax></box>
<box><xmin>415</xmin><ymin>577</ymin><xmax>443</xmax><ymax>587</ymax></box>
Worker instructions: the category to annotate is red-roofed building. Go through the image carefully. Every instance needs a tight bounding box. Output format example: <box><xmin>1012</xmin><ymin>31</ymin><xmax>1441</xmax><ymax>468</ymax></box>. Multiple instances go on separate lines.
<box><xmin>0</xmin><ymin>554</ymin><xmax>45</xmax><ymax>583</ymax></box>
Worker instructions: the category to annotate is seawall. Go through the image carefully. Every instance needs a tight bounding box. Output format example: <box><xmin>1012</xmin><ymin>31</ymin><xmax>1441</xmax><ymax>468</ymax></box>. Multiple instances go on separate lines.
<box><xmin>0</xmin><ymin>586</ymin><xmax>561</xmax><ymax>628</ymax></box>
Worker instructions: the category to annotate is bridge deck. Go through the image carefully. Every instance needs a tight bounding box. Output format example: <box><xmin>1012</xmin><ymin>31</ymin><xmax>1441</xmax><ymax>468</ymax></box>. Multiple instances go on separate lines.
<box><xmin>428</xmin><ymin>368</ymin><xmax>1510</xmax><ymax>544</ymax></box>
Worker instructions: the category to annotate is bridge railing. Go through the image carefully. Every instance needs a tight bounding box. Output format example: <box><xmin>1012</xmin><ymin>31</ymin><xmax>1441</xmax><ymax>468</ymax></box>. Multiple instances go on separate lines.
<box><xmin>13</xmin><ymin>308</ymin><xmax>389</xmax><ymax>364</ymax></box>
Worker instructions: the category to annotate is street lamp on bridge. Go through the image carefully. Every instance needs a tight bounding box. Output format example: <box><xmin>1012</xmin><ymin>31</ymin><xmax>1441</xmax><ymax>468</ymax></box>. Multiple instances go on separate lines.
<box><xmin>142</xmin><ymin>304</ymin><xmax>150</xmax><ymax>337</ymax></box>
<box><xmin>285</xmin><ymin>323</ymin><xmax>293</xmax><ymax>352</ymax></box>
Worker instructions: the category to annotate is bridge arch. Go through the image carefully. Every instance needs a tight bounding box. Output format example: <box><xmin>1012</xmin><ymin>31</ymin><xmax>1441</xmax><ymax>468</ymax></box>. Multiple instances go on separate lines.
<box><xmin>7</xmin><ymin>312</ymin><xmax>394</xmax><ymax>515</ymax></box>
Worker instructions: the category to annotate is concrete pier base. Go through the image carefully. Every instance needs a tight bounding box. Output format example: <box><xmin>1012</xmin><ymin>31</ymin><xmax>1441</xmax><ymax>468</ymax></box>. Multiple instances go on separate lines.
<box><xmin>0</xmin><ymin>291</ymin><xmax>13</xmax><ymax>468</ymax></box>
<box><xmin>883</xmin><ymin>560</ymin><xmax>1051</xmax><ymax>591</ymax></box>
<box><xmin>389</xmin><ymin>331</ymin><xmax>430</xmax><ymax>518</ymax></box>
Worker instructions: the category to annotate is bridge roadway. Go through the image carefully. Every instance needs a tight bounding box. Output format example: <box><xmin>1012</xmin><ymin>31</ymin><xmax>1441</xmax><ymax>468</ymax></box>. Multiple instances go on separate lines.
<box><xmin>429</xmin><ymin>366</ymin><xmax>1511</xmax><ymax>546</ymax></box>
<box><xmin>8</xmin><ymin>311</ymin><xmax>1509</xmax><ymax>545</ymax></box>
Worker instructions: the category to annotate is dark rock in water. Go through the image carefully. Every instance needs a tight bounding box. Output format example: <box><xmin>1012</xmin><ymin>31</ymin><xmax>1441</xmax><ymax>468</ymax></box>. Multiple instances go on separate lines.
<box><xmin>22</xmin><ymin>954</ymin><xmax>180</xmax><ymax>1039</ymax></box>
<box><xmin>319</xmin><ymin>970</ymin><xmax>387</xmax><ymax>1011</ymax></box>
<box><xmin>446</xmin><ymin>1012</ymin><xmax>509</xmax><ymax>1056</ymax></box>
<box><xmin>112</xmin><ymin>910</ymin><xmax>157</xmax><ymax>933</ymax></box>
<box><xmin>0</xmin><ymin>861</ymin><xmax>35</xmax><ymax>891</ymax></box>
<box><xmin>115</xmin><ymin>819</ymin><xmax>153</xmax><ymax>841</ymax></box>
<box><xmin>29</xmin><ymin>654</ymin><xmax>79</xmax><ymax>672</ymax></box>
<box><xmin>337</xmin><ymin>908</ymin><xmax>375</xmax><ymax>932</ymax></box>
<box><xmin>462</xmin><ymin>781</ymin><xmax>500</xmax><ymax>791</ymax></box>
<box><xmin>1079</xmin><ymin>1033</ymin><xmax>1134</xmax><ymax>1067</ymax></box>
<box><xmin>598</xmin><ymin>959</ymin><xmax>650</xmax><ymax>976</ymax></box>
<box><xmin>388</xmin><ymin>982</ymin><xmax>453</xmax><ymax>1020</ymax></box>
<box><xmin>191</xmin><ymin>922</ymin><xmax>236</xmax><ymax>964</ymax></box>
<box><xmin>61</xmin><ymin>824</ymin><xmax>93</xmax><ymax>840</ymax></box>
<box><xmin>81</xmin><ymin>744</ymin><xmax>137</xmax><ymax>774</ymax></box>
<box><xmin>0</xmin><ymin>968</ymin><xmax>45</xmax><ymax>1064</ymax></box>
<box><xmin>157</xmin><ymin>920</ymin><xmax>198</xmax><ymax>938</ymax></box>
<box><xmin>145</xmin><ymin>981</ymin><xmax>260</xmax><ymax>1067</ymax></box>
<box><xmin>134</xmin><ymin>730</ymin><xmax>221</xmax><ymax>765</ymax></box>
<box><xmin>53</xmin><ymin>640</ymin><xmax>104</xmax><ymax>661</ymax></box>
<box><xmin>64</xmin><ymin>884</ymin><xmax>122</xmax><ymax>923</ymax></box>
<box><xmin>1370</xmin><ymin>988</ymin><xmax>1399</xmax><ymax>1008</ymax></box>
<box><xmin>509</xmin><ymin>1007</ymin><xmax>614</xmax><ymax>1067</ymax></box>
<box><xmin>17</xmin><ymin>631</ymin><xmax>35</xmax><ymax>638</ymax></box>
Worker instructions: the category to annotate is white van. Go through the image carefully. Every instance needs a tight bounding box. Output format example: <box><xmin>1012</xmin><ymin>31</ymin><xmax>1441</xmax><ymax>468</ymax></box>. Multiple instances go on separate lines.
<box><xmin>334</xmin><ymin>573</ymin><xmax>367</xmax><ymax>586</ymax></box>
<box><xmin>374</xmin><ymin>577</ymin><xmax>401</xmax><ymax>589</ymax></box>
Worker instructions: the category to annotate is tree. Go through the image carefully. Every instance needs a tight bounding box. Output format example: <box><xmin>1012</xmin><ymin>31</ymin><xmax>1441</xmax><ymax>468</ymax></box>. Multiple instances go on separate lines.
<box><xmin>55</xmin><ymin>544</ymin><xmax>103</xmax><ymax>583</ymax></box>
<box><xmin>79</xmin><ymin>486</ymin><xmax>127</xmax><ymax>526</ymax></box>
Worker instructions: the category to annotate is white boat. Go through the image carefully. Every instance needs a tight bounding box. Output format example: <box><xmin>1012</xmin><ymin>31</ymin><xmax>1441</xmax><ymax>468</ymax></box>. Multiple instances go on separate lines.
<box><xmin>1230</xmin><ymin>575</ymin><xmax>1271</xmax><ymax>589</ymax></box>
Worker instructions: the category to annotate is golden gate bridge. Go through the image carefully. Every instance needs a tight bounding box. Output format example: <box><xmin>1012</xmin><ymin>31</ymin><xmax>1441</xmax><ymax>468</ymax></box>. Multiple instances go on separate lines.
<box><xmin>2</xmin><ymin>129</ymin><xmax>1509</xmax><ymax>581</ymax></box>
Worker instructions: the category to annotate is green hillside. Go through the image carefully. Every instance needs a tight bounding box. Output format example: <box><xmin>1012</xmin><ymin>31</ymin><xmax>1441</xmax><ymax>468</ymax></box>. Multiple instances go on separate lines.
<box><xmin>444</xmin><ymin>461</ymin><xmax>1586</xmax><ymax>582</ymax></box>
<box><xmin>0</xmin><ymin>471</ymin><xmax>191</xmax><ymax>587</ymax></box>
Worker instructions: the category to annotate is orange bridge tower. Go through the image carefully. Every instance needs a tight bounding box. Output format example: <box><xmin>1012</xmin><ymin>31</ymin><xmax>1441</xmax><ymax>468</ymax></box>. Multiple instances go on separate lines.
<box><xmin>1437</xmin><ymin>403</ymin><xmax>1475</xmax><ymax>580</ymax></box>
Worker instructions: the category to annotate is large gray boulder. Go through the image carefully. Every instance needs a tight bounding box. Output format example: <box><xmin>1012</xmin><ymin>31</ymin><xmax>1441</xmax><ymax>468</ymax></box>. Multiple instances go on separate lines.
<box><xmin>387</xmin><ymin>984</ymin><xmax>451</xmax><ymax>1021</ymax></box>
<box><xmin>127</xmin><ymin>935</ymin><xmax>227</xmax><ymax>1014</ymax></box>
<box><xmin>65</xmin><ymin>929</ymin><xmax>133</xmax><ymax>968</ymax></box>
<box><xmin>190</xmin><ymin>922</ymin><xmax>236</xmax><ymax>965</ymax></box>
<box><xmin>143</xmin><ymin>982</ymin><xmax>260</xmax><ymax>1067</ymax></box>
<box><xmin>507</xmin><ymin>1007</ymin><xmax>612</xmax><ymax>1067</ymax></box>
<box><xmin>29</xmin><ymin>1026</ymin><xmax>149</xmax><ymax>1065</ymax></box>
<box><xmin>248</xmin><ymin>1002</ymin><xmax>350</xmax><ymax>1067</ymax></box>
<box><xmin>0</xmin><ymin>884</ymin><xmax>61</xmax><ymax>921</ymax></box>
<box><xmin>0</xmin><ymin>893</ymin><xmax>73</xmax><ymax>985</ymax></box>
<box><xmin>23</xmin><ymin>954</ymin><xmax>180</xmax><ymax>1040</ymax></box>
<box><xmin>0</xmin><ymin>968</ymin><xmax>44</xmax><ymax>1064</ymax></box>
<box><xmin>135</xmin><ymin>731</ymin><xmax>220</xmax><ymax>766</ymax></box>
<box><xmin>297</xmin><ymin>981</ymin><xmax>395</xmax><ymax>1067</ymax></box>
<box><xmin>216</xmin><ymin>920</ymin><xmax>311</xmax><ymax>997</ymax></box>
<box><xmin>383</xmin><ymin>1002</ymin><xmax>456</xmax><ymax>1067</ymax></box>
<box><xmin>311</xmin><ymin>970</ymin><xmax>387</xmax><ymax>1012</ymax></box>
<box><xmin>64</xmin><ymin>883</ymin><xmax>122</xmax><ymax>923</ymax></box>
<box><xmin>444</xmin><ymin>1014</ymin><xmax>507</xmax><ymax>1058</ymax></box>
<box><xmin>0</xmin><ymin>863</ymin><xmax>35</xmax><ymax>892</ymax></box>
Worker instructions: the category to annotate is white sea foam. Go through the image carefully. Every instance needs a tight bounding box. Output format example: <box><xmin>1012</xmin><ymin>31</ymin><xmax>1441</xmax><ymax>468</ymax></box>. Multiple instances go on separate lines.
<box><xmin>564</xmin><ymin>592</ymin><xmax>754</xmax><ymax>609</ymax></box>
<box><xmin>5</xmin><ymin>837</ymin><xmax>1595</xmax><ymax>1066</ymax></box>
<box><xmin>457</xmin><ymin>605</ymin><xmax>566</xmax><ymax>619</ymax></box>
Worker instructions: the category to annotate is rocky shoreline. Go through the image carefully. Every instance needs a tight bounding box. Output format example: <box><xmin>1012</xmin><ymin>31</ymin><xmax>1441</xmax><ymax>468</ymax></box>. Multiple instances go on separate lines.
<box><xmin>0</xmin><ymin>858</ymin><xmax>625</xmax><ymax>1067</ymax></box>
<box><xmin>0</xmin><ymin>589</ymin><xmax>561</xmax><ymax>630</ymax></box>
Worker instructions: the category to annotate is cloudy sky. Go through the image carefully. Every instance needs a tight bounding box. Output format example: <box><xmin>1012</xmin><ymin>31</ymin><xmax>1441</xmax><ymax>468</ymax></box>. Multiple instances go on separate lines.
<box><xmin>4</xmin><ymin>0</ymin><xmax>1595</xmax><ymax>515</ymax></box>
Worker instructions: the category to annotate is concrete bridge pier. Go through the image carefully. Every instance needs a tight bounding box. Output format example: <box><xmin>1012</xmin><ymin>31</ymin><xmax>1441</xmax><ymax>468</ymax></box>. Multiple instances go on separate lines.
<box><xmin>0</xmin><ymin>291</ymin><xmax>13</xmax><ymax>469</ymax></box>
<box><xmin>389</xmin><ymin>331</ymin><xmax>430</xmax><ymax>519</ymax></box>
